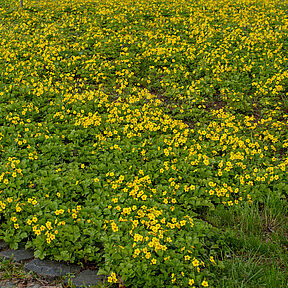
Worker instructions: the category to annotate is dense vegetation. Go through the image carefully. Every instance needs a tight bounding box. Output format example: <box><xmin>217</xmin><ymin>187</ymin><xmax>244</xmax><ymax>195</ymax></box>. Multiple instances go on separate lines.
<box><xmin>0</xmin><ymin>0</ymin><xmax>287</xmax><ymax>287</ymax></box>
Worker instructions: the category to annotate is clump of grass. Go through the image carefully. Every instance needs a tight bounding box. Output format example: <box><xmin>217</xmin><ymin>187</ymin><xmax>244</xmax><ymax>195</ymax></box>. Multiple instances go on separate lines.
<box><xmin>217</xmin><ymin>247</ymin><xmax>288</xmax><ymax>288</ymax></box>
<box><xmin>0</xmin><ymin>257</ymin><xmax>30</xmax><ymax>281</ymax></box>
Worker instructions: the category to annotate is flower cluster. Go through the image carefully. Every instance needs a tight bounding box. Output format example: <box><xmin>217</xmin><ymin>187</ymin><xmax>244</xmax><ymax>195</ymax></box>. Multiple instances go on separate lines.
<box><xmin>0</xmin><ymin>0</ymin><xmax>287</xmax><ymax>287</ymax></box>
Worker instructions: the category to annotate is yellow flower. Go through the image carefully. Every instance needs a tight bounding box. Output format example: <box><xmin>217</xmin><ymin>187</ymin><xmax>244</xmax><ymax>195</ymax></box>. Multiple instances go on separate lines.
<box><xmin>111</xmin><ymin>223</ymin><xmax>118</xmax><ymax>232</ymax></box>
<box><xmin>145</xmin><ymin>252</ymin><xmax>151</xmax><ymax>259</ymax></box>
<box><xmin>210</xmin><ymin>256</ymin><xmax>216</xmax><ymax>264</ymax></box>
<box><xmin>184</xmin><ymin>255</ymin><xmax>191</xmax><ymax>261</ymax></box>
<box><xmin>192</xmin><ymin>258</ymin><xmax>199</xmax><ymax>267</ymax></box>
<box><xmin>202</xmin><ymin>280</ymin><xmax>209</xmax><ymax>287</ymax></box>
<box><xmin>189</xmin><ymin>279</ymin><xmax>195</xmax><ymax>286</ymax></box>
<box><xmin>46</xmin><ymin>221</ymin><xmax>52</xmax><ymax>229</ymax></box>
<box><xmin>132</xmin><ymin>247</ymin><xmax>139</xmax><ymax>255</ymax></box>
<box><xmin>107</xmin><ymin>276</ymin><xmax>113</xmax><ymax>283</ymax></box>
<box><xmin>40</xmin><ymin>225</ymin><xmax>46</xmax><ymax>231</ymax></box>
<box><xmin>108</xmin><ymin>272</ymin><xmax>117</xmax><ymax>283</ymax></box>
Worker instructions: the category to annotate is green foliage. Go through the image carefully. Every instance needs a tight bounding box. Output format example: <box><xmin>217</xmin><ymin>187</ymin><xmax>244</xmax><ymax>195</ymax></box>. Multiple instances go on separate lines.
<box><xmin>0</xmin><ymin>0</ymin><xmax>287</xmax><ymax>287</ymax></box>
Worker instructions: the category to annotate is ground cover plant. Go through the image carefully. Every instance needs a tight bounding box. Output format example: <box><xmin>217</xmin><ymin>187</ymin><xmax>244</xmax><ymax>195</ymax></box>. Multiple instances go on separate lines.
<box><xmin>0</xmin><ymin>0</ymin><xmax>287</xmax><ymax>287</ymax></box>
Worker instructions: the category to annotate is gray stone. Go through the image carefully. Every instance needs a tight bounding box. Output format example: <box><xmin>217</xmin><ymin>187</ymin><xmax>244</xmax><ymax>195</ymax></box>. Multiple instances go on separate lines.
<box><xmin>0</xmin><ymin>281</ymin><xmax>16</xmax><ymax>288</ymax></box>
<box><xmin>24</xmin><ymin>259</ymin><xmax>81</xmax><ymax>280</ymax></box>
<box><xmin>66</xmin><ymin>269</ymin><xmax>105</xmax><ymax>288</ymax></box>
<box><xmin>0</xmin><ymin>248</ymin><xmax>34</xmax><ymax>262</ymax></box>
<box><xmin>0</xmin><ymin>240</ymin><xmax>8</xmax><ymax>250</ymax></box>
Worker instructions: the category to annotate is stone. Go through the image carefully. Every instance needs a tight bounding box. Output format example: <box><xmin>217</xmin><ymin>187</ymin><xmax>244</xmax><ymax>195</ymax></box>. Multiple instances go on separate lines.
<box><xmin>24</xmin><ymin>259</ymin><xmax>81</xmax><ymax>280</ymax></box>
<box><xmin>26</xmin><ymin>285</ymin><xmax>42</xmax><ymax>288</ymax></box>
<box><xmin>0</xmin><ymin>281</ymin><xmax>16</xmax><ymax>288</ymax></box>
<box><xmin>0</xmin><ymin>249</ymin><xmax>34</xmax><ymax>262</ymax></box>
<box><xmin>74</xmin><ymin>269</ymin><xmax>105</xmax><ymax>287</ymax></box>
<box><xmin>0</xmin><ymin>240</ymin><xmax>8</xmax><ymax>250</ymax></box>
<box><xmin>66</xmin><ymin>269</ymin><xmax>105</xmax><ymax>288</ymax></box>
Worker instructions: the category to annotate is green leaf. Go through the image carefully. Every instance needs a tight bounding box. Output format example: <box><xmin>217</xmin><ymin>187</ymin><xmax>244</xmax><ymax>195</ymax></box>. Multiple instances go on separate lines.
<box><xmin>34</xmin><ymin>249</ymin><xmax>46</xmax><ymax>260</ymax></box>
